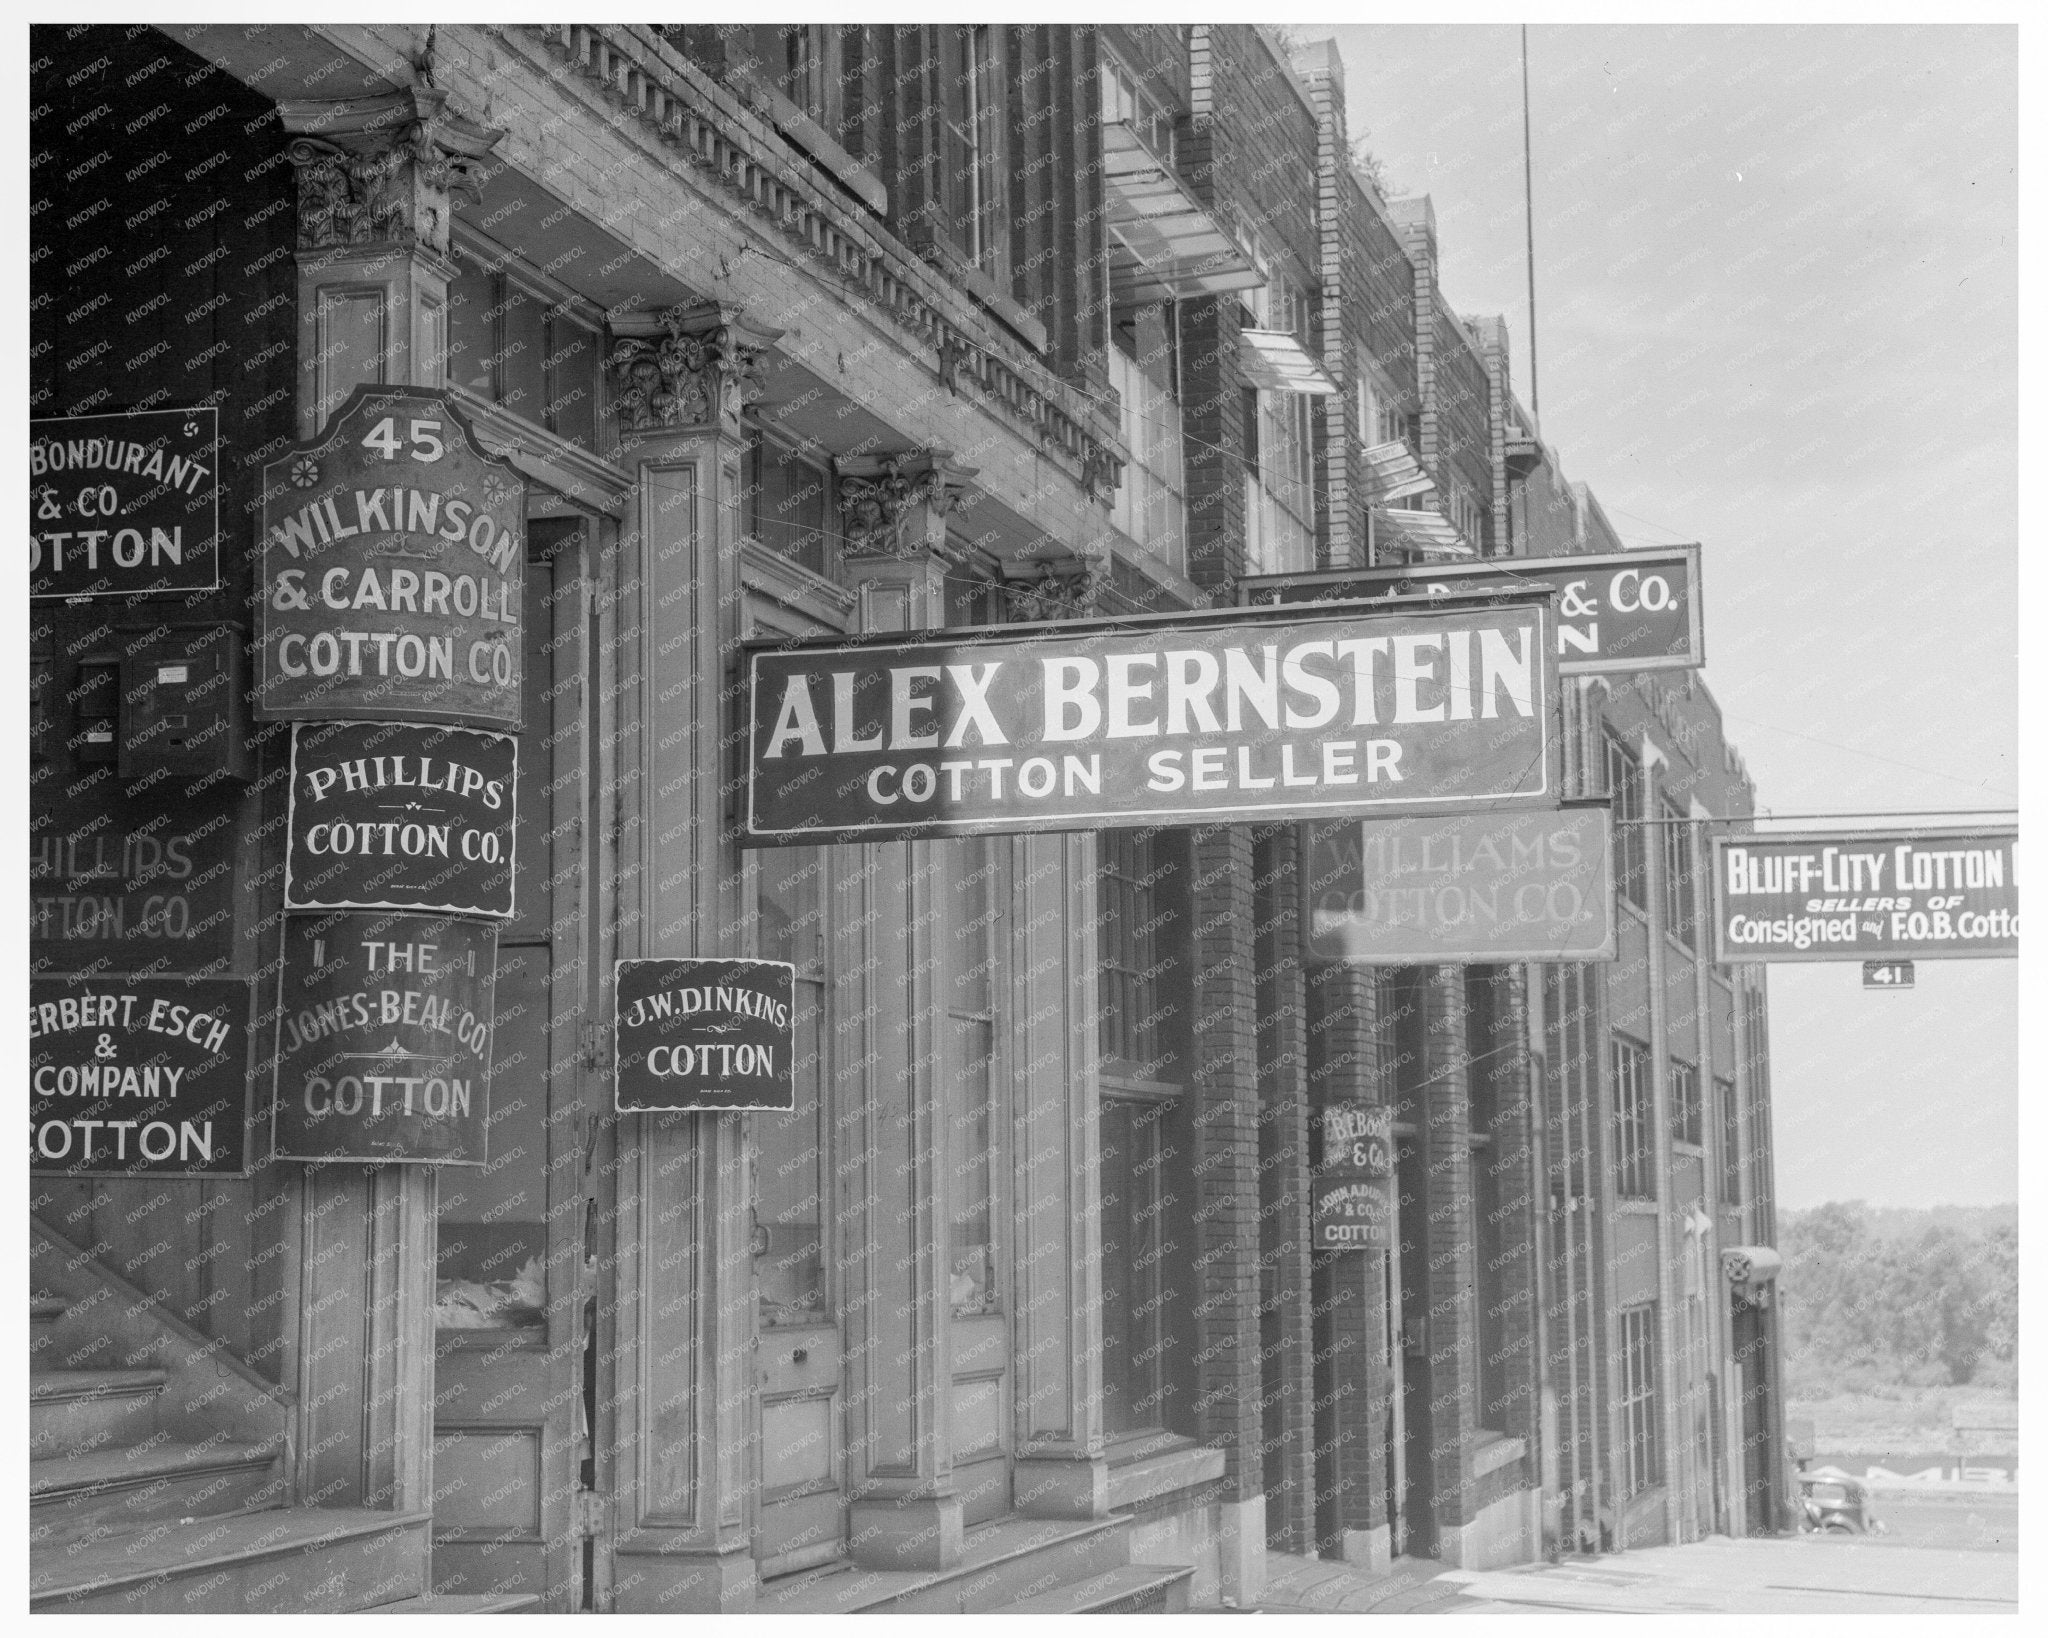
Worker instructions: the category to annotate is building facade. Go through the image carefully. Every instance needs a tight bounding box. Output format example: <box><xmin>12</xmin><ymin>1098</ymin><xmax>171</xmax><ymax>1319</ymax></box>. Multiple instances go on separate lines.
<box><xmin>28</xmin><ymin>21</ymin><xmax>1788</xmax><ymax>1614</ymax></box>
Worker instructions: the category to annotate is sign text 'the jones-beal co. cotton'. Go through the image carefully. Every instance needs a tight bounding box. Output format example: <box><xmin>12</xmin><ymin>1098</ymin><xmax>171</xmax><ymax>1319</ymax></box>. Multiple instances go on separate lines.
<box><xmin>257</xmin><ymin>387</ymin><xmax>523</xmax><ymax>731</ymax></box>
<box><xmin>745</xmin><ymin>595</ymin><xmax>1558</xmax><ymax>843</ymax></box>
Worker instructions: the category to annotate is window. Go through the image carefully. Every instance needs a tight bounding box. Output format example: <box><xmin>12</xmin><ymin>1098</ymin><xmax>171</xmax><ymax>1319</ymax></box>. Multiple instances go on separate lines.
<box><xmin>1447</xmin><ymin>480</ymin><xmax>1487</xmax><ymax>553</ymax></box>
<box><xmin>1099</xmin><ymin>53</ymin><xmax>1176</xmax><ymax>165</ymax></box>
<box><xmin>1661</xmin><ymin>799</ymin><xmax>1696</xmax><ymax>946</ymax></box>
<box><xmin>743</xmin><ymin>427</ymin><xmax>833</xmax><ymax>575</ymax></box>
<box><xmin>1099</xmin><ymin>829</ymin><xmax>1179</xmax><ymax>1080</ymax></box>
<box><xmin>945</xmin><ymin>836</ymin><xmax>1003</xmax><ymax>1316</ymax></box>
<box><xmin>1620</xmin><ymin>1303</ymin><xmax>1663</xmax><ymax>1496</ymax></box>
<box><xmin>1605</xmin><ymin>733</ymin><xmax>1646</xmax><ymax>907</ymax></box>
<box><xmin>941</xmin><ymin>26</ymin><xmax>1001</xmax><ymax>274</ymax></box>
<box><xmin>1717</xmin><ymin>1077</ymin><xmax>1742</xmax><ymax>1205</ymax></box>
<box><xmin>1101</xmin><ymin>1096</ymin><xmax>1171</xmax><ymax>1436</ymax></box>
<box><xmin>1670</xmin><ymin>1057</ymin><xmax>1701</xmax><ymax>1148</ymax></box>
<box><xmin>1612</xmin><ymin>1035</ymin><xmax>1653</xmax><ymax>1199</ymax></box>
<box><xmin>1109</xmin><ymin>315</ymin><xmax>1188</xmax><ymax>572</ymax></box>
<box><xmin>1356</xmin><ymin>359</ymin><xmax>1415</xmax><ymax>452</ymax></box>
<box><xmin>445</xmin><ymin>254</ymin><xmax>603</xmax><ymax>451</ymax></box>
<box><xmin>754</xmin><ymin>846</ymin><xmax>830</xmax><ymax>1324</ymax></box>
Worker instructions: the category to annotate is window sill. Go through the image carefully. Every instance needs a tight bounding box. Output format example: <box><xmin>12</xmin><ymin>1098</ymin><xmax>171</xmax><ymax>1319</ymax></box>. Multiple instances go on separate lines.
<box><xmin>724</xmin><ymin>64</ymin><xmax>888</xmax><ymax>217</ymax></box>
<box><xmin>1106</xmin><ymin>1439</ymin><xmax>1226</xmax><ymax>1511</ymax></box>
<box><xmin>907</xmin><ymin>228</ymin><xmax>1051</xmax><ymax>355</ymax></box>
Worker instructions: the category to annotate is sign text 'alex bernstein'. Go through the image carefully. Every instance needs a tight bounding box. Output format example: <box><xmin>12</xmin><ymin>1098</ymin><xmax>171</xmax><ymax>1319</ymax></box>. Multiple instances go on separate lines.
<box><xmin>745</xmin><ymin>597</ymin><xmax>1557</xmax><ymax>842</ymax></box>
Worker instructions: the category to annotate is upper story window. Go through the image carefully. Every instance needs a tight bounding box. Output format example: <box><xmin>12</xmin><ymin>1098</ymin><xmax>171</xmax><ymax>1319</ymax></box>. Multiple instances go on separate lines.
<box><xmin>1612</xmin><ymin>1034</ymin><xmax>1654</xmax><ymax>1199</ymax></box>
<box><xmin>1670</xmin><ymin>1056</ymin><xmax>1702</xmax><ymax>1147</ymax></box>
<box><xmin>445</xmin><ymin>248</ymin><xmax>605</xmax><ymax>453</ymax></box>
<box><xmin>1109</xmin><ymin>314</ymin><xmax>1187</xmax><ymax>574</ymax></box>
<box><xmin>1605</xmin><ymin>732</ymin><xmax>1646</xmax><ymax>908</ymax></box>
<box><xmin>1717</xmin><ymin>1076</ymin><xmax>1742</xmax><ymax>1204</ymax></box>
<box><xmin>1099</xmin><ymin>53</ymin><xmax>1176</xmax><ymax>167</ymax></box>
<box><xmin>1446</xmin><ymin>480</ymin><xmax>1487</xmax><ymax>553</ymax></box>
<box><xmin>942</xmin><ymin>25</ymin><xmax>1002</xmax><ymax>275</ymax></box>
<box><xmin>1661</xmin><ymin>798</ymin><xmax>1697</xmax><ymax>946</ymax></box>
<box><xmin>1356</xmin><ymin>359</ymin><xmax>1415</xmax><ymax>452</ymax></box>
<box><xmin>742</xmin><ymin>425</ymin><xmax>834</xmax><ymax>577</ymax></box>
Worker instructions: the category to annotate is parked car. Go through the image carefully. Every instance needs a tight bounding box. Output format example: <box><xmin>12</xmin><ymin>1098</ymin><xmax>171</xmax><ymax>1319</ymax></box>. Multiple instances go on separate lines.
<box><xmin>1797</xmin><ymin>1467</ymin><xmax>1887</xmax><ymax>1535</ymax></box>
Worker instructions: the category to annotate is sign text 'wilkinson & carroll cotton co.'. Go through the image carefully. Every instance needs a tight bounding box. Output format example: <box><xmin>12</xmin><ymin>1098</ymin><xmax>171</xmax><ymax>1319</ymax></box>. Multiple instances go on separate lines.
<box><xmin>614</xmin><ymin>958</ymin><xmax>796</xmax><ymax>1113</ymax></box>
<box><xmin>1241</xmin><ymin>544</ymin><xmax>1702</xmax><ymax>676</ymax></box>
<box><xmin>31</xmin><ymin>977</ymin><xmax>254</xmax><ymax>1177</ymax></box>
<box><xmin>257</xmin><ymin>386</ymin><xmax>524</xmax><ymax>730</ymax></box>
<box><xmin>1713</xmin><ymin>829</ymin><xmax>2019</xmax><ymax>962</ymax></box>
<box><xmin>744</xmin><ymin>594</ymin><xmax>1558</xmax><ymax>844</ymax></box>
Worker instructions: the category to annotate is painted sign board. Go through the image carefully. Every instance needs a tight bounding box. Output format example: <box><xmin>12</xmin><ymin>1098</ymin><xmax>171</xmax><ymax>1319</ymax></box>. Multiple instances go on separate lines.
<box><xmin>1863</xmin><ymin>961</ymin><xmax>1915</xmax><ymax>989</ymax></box>
<box><xmin>284</xmin><ymin>721</ymin><xmax>518</xmax><ymax>919</ymax></box>
<box><xmin>271</xmin><ymin>910</ymin><xmax>496</xmax><ymax>1164</ymax></box>
<box><xmin>1306</xmin><ymin>805</ymin><xmax>1615</xmax><ymax>964</ymax></box>
<box><xmin>30</xmin><ymin>976</ymin><xmax>254</xmax><ymax>1177</ymax></box>
<box><xmin>31</xmin><ymin>408</ymin><xmax>220</xmax><ymax>600</ymax></box>
<box><xmin>1312</xmin><ymin>1103</ymin><xmax>1393</xmax><ymax>1252</ymax></box>
<box><xmin>1713</xmin><ymin>829</ymin><xmax>2018</xmax><ymax>962</ymax></box>
<box><xmin>614</xmin><ymin>957</ymin><xmax>797</xmax><ymax>1113</ymax></box>
<box><xmin>1241</xmin><ymin>544</ymin><xmax>1703</xmax><ymax>676</ymax></box>
<box><xmin>744</xmin><ymin>593</ymin><xmax>1559</xmax><ymax>844</ymax></box>
<box><xmin>256</xmin><ymin>386</ymin><xmax>524</xmax><ymax>730</ymax></box>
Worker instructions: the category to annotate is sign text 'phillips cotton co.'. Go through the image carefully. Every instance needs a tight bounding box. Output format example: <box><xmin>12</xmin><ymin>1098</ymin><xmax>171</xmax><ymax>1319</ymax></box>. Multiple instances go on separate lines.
<box><xmin>744</xmin><ymin>594</ymin><xmax>1559</xmax><ymax>843</ymax></box>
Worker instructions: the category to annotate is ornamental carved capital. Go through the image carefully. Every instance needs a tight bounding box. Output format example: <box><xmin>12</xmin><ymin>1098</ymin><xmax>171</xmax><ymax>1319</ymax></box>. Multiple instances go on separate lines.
<box><xmin>834</xmin><ymin>452</ymin><xmax>974</xmax><ymax>561</ymax></box>
<box><xmin>1003</xmin><ymin>554</ymin><xmax>1106</xmax><ymax>622</ymax></box>
<box><xmin>607</xmin><ymin>302</ymin><xmax>780</xmax><ymax>437</ymax></box>
<box><xmin>278</xmin><ymin>88</ymin><xmax>502</xmax><ymax>258</ymax></box>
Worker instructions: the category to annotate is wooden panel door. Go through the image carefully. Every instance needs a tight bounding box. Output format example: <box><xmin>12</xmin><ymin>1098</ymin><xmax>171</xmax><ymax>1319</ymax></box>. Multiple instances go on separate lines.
<box><xmin>429</xmin><ymin>526</ymin><xmax>591</xmax><ymax>1609</ymax></box>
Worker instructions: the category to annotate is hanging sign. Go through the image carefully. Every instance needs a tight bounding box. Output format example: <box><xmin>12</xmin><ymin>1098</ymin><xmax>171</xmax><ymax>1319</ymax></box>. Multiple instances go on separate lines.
<box><xmin>614</xmin><ymin>957</ymin><xmax>796</xmax><ymax>1113</ymax></box>
<box><xmin>1306</xmin><ymin>805</ymin><xmax>1615</xmax><ymax>963</ymax></box>
<box><xmin>1713</xmin><ymin>828</ymin><xmax>2018</xmax><ymax>962</ymax></box>
<box><xmin>284</xmin><ymin>721</ymin><xmax>518</xmax><ymax>919</ymax></box>
<box><xmin>744</xmin><ymin>593</ymin><xmax>1558</xmax><ymax>844</ymax></box>
<box><xmin>271</xmin><ymin>910</ymin><xmax>496</xmax><ymax>1164</ymax></box>
<box><xmin>1242</xmin><ymin>544</ymin><xmax>1703</xmax><ymax>675</ymax></box>
<box><xmin>31</xmin><ymin>407</ymin><xmax>220</xmax><ymax>600</ymax></box>
<box><xmin>256</xmin><ymin>386</ymin><xmax>523</xmax><ymax>730</ymax></box>
<box><xmin>30</xmin><ymin>977</ymin><xmax>254</xmax><ymax>1177</ymax></box>
<box><xmin>1312</xmin><ymin>1103</ymin><xmax>1393</xmax><ymax>1252</ymax></box>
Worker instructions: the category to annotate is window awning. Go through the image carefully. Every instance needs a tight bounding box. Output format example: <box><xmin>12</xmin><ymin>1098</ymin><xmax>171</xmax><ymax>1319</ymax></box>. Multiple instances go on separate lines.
<box><xmin>1237</xmin><ymin>328</ymin><xmax>1339</xmax><ymax>396</ymax></box>
<box><xmin>1721</xmin><ymin>1245</ymin><xmax>1783</xmax><ymax>1287</ymax></box>
<box><xmin>1103</xmin><ymin>121</ymin><xmax>1263</xmax><ymax>306</ymax></box>
<box><xmin>1369</xmin><ymin>505</ymin><xmax>1475</xmax><ymax>559</ymax></box>
<box><xmin>1357</xmin><ymin>439</ymin><xmax>1435</xmax><ymax>504</ymax></box>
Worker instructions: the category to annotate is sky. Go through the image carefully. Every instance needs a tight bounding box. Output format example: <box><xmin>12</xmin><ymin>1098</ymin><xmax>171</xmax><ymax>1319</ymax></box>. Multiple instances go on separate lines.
<box><xmin>1322</xmin><ymin>21</ymin><xmax>2019</xmax><ymax>1209</ymax></box>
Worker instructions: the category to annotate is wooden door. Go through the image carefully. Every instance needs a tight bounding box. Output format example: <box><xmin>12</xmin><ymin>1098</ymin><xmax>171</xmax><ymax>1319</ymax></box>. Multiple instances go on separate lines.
<box><xmin>429</xmin><ymin>525</ymin><xmax>592</xmax><ymax>1609</ymax></box>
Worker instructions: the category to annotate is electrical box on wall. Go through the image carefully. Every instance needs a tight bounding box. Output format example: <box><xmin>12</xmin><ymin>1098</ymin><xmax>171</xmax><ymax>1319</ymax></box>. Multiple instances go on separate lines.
<box><xmin>117</xmin><ymin>625</ymin><xmax>254</xmax><ymax>785</ymax></box>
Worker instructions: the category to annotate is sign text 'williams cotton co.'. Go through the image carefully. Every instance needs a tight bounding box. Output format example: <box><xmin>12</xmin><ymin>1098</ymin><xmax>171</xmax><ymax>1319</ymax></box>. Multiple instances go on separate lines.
<box><xmin>1241</xmin><ymin>544</ymin><xmax>1702</xmax><ymax>675</ymax></box>
<box><xmin>284</xmin><ymin>721</ymin><xmax>518</xmax><ymax>919</ymax></box>
<box><xmin>271</xmin><ymin>911</ymin><xmax>496</xmax><ymax>1164</ymax></box>
<box><xmin>1307</xmin><ymin>805</ymin><xmax>1616</xmax><ymax>964</ymax></box>
<box><xmin>31</xmin><ymin>407</ymin><xmax>220</xmax><ymax>600</ymax></box>
<box><xmin>744</xmin><ymin>595</ymin><xmax>1558</xmax><ymax>843</ymax></box>
<box><xmin>257</xmin><ymin>386</ymin><xmax>524</xmax><ymax>730</ymax></box>
<box><xmin>31</xmin><ymin>977</ymin><xmax>254</xmax><ymax>1177</ymax></box>
<box><xmin>615</xmin><ymin>958</ymin><xmax>797</xmax><ymax>1113</ymax></box>
<box><xmin>1713</xmin><ymin>829</ymin><xmax>2018</xmax><ymax>962</ymax></box>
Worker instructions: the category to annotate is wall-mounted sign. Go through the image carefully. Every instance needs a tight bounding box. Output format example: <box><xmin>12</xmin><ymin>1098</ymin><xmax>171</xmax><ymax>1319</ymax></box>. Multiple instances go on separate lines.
<box><xmin>271</xmin><ymin>910</ymin><xmax>496</xmax><ymax>1164</ymax></box>
<box><xmin>1242</xmin><ymin>544</ymin><xmax>1703</xmax><ymax>676</ymax></box>
<box><xmin>744</xmin><ymin>594</ymin><xmax>1558</xmax><ymax>844</ymax></box>
<box><xmin>285</xmin><ymin>721</ymin><xmax>518</xmax><ymax>919</ymax></box>
<box><xmin>1312</xmin><ymin>1103</ymin><xmax>1392</xmax><ymax>1252</ymax></box>
<box><xmin>31</xmin><ymin>977</ymin><xmax>253</xmax><ymax>1177</ymax></box>
<box><xmin>31</xmin><ymin>408</ymin><xmax>220</xmax><ymax>600</ymax></box>
<box><xmin>256</xmin><ymin>386</ymin><xmax>523</xmax><ymax>730</ymax></box>
<box><xmin>1863</xmin><ymin>961</ymin><xmax>1915</xmax><ymax>989</ymax></box>
<box><xmin>615</xmin><ymin>957</ymin><xmax>796</xmax><ymax>1113</ymax></box>
<box><xmin>1306</xmin><ymin>805</ymin><xmax>1615</xmax><ymax>964</ymax></box>
<box><xmin>1713</xmin><ymin>828</ymin><xmax>2019</xmax><ymax>963</ymax></box>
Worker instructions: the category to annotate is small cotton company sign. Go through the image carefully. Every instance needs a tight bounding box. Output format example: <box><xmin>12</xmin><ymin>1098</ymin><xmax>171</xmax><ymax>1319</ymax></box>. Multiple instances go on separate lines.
<box><xmin>614</xmin><ymin>958</ymin><xmax>796</xmax><ymax>1113</ymax></box>
<box><xmin>31</xmin><ymin>407</ymin><xmax>220</xmax><ymax>600</ymax></box>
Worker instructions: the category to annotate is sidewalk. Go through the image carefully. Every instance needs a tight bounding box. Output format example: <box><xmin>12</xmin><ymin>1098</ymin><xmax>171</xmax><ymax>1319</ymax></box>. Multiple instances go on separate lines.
<box><xmin>1252</xmin><ymin>1550</ymin><xmax>1471</xmax><ymax>1614</ymax></box>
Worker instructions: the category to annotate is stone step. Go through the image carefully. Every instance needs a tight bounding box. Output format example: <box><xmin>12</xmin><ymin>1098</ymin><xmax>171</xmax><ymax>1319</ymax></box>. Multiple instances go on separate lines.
<box><xmin>364</xmin><ymin>1591</ymin><xmax>543</xmax><ymax>1613</ymax></box>
<box><xmin>30</xmin><ymin>1507</ymin><xmax>433</xmax><ymax>1614</ymax></box>
<box><xmin>31</xmin><ymin>1367</ymin><xmax>168</xmax><ymax>1460</ymax></box>
<box><xmin>993</xmin><ymin>1563</ymin><xmax>1195</xmax><ymax>1614</ymax></box>
<box><xmin>759</xmin><ymin>1514</ymin><xmax>1132</xmax><ymax>1615</ymax></box>
<box><xmin>31</xmin><ymin>1438</ymin><xmax>288</xmax><ymax>1549</ymax></box>
<box><xmin>31</xmin><ymin>1294</ymin><xmax>70</xmax><ymax>1368</ymax></box>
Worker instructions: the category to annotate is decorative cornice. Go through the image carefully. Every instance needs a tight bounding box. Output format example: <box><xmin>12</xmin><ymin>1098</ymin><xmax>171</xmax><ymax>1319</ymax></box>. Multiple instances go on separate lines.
<box><xmin>606</xmin><ymin>302</ymin><xmax>780</xmax><ymax>437</ymax></box>
<box><xmin>834</xmin><ymin>454</ymin><xmax>967</xmax><ymax>561</ymax></box>
<box><xmin>279</xmin><ymin>88</ymin><xmax>502</xmax><ymax>257</ymax></box>
<box><xmin>1004</xmin><ymin>555</ymin><xmax>1106</xmax><ymax>623</ymax></box>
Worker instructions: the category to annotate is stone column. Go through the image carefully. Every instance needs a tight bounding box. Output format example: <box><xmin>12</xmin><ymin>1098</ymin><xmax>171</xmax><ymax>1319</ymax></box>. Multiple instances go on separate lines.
<box><xmin>1000</xmin><ymin>560</ymin><xmax>1113</xmax><ymax>1522</ymax></box>
<box><xmin>1419</xmin><ymin>965</ymin><xmax>1475</xmax><ymax>1561</ymax></box>
<box><xmin>829</xmin><ymin>451</ymin><xmax>978</xmax><ymax>1570</ymax></box>
<box><xmin>276</xmin><ymin>84</ymin><xmax>501</xmax><ymax>1521</ymax></box>
<box><xmin>604</xmin><ymin>301</ymin><xmax>779</xmax><ymax>1611</ymax></box>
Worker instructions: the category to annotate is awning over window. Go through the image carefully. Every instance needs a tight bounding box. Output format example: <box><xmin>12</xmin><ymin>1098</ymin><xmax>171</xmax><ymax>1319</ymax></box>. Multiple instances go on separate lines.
<box><xmin>1369</xmin><ymin>505</ymin><xmax>1475</xmax><ymax>559</ymax></box>
<box><xmin>1357</xmin><ymin>439</ymin><xmax>1435</xmax><ymax>504</ymax></box>
<box><xmin>1103</xmin><ymin>121</ymin><xmax>1262</xmax><ymax>306</ymax></box>
<box><xmin>1721</xmin><ymin>1245</ymin><xmax>1783</xmax><ymax>1287</ymax></box>
<box><xmin>1237</xmin><ymin>328</ymin><xmax>1340</xmax><ymax>396</ymax></box>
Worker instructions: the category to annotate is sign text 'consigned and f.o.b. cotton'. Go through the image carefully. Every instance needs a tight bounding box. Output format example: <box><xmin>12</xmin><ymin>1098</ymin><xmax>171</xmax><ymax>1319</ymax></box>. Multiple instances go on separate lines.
<box><xmin>744</xmin><ymin>596</ymin><xmax>1558</xmax><ymax>843</ymax></box>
